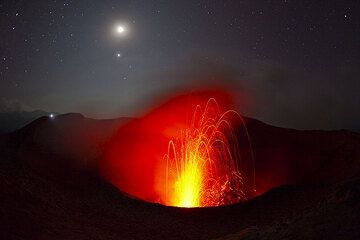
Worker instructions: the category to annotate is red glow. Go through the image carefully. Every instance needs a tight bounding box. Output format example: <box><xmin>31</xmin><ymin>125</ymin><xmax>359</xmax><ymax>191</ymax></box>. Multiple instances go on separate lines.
<box><xmin>101</xmin><ymin>89</ymin><xmax>255</xmax><ymax>207</ymax></box>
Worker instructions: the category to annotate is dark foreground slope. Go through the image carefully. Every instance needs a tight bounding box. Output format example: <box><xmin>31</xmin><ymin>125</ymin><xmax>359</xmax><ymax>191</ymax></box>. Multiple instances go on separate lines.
<box><xmin>0</xmin><ymin>113</ymin><xmax>359</xmax><ymax>240</ymax></box>
<box><xmin>0</xmin><ymin>110</ymin><xmax>51</xmax><ymax>135</ymax></box>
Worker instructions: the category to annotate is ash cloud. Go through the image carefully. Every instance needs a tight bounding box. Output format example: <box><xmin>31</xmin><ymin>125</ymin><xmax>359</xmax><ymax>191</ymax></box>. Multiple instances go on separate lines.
<box><xmin>0</xmin><ymin>98</ymin><xmax>32</xmax><ymax>112</ymax></box>
<box><xmin>138</xmin><ymin>60</ymin><xmax>360</xmax><ymax>132</ymax></box>
<box><xmin>241</xmin><ymin>61</ymin><xmax>360</xmax><ymax>131</ymax></box>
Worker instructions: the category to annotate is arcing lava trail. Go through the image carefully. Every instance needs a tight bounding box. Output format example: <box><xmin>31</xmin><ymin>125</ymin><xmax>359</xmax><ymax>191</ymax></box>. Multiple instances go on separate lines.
<box><xmin>162</xmin><ymin>98</ymin><xmax>255</xmax><ymax>207</ymax></box>
<box><xmin>102</xmin><ymin>90</ymin><xmax>255</xmax><ymax>207</ymax></box>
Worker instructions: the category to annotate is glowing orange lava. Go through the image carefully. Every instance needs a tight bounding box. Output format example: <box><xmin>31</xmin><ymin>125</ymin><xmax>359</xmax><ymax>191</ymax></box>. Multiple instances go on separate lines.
<box><xmin>102</xmin><ymin>90</ymin><xmax>255</xmax><ymax>208</ymax></box>
<box><xmin>162</xmin><ymin>98</ymin><xmax>254</xmax><ymax>207</ymax></box>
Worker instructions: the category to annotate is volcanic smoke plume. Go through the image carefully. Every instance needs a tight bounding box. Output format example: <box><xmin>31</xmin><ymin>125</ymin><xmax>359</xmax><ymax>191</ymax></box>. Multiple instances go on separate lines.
<box><xmin>101</xmin><ymin>90</ymin><xmax>255</xmax><ymax>207</ymax></box>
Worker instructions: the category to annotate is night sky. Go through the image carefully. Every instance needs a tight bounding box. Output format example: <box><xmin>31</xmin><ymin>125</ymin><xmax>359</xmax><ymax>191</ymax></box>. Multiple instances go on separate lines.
<box><xmin>1</xmin><ymin>1</ymin><xmax>359</xmax><ymax>130</ymax></box>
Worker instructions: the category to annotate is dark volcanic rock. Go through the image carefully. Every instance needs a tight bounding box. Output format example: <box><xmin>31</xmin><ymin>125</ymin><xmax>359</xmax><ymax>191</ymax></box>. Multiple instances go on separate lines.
<box><xmin>240</xmin><ymin>118</ymin><xmax>360</xmax><ymax>195</ymax></box>
<box><xmin>216</xmin><ymin>177</ymin><xmax>360</xmax><ymax>240</ymax></box>
<box><xmin>0</xmin><ymin>110</ymin><xmax>51</xmax><ymax>135</ymax></box>
<box><xmin>0</xmin><ymin>114</ymin><xmax>359</xmax><ymax>239</ymax></box>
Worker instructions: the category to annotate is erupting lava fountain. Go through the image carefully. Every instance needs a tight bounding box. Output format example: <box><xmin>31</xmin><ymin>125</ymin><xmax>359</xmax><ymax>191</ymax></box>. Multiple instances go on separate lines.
<box><xmin>163</xmin><ymin>98</ymin><xmax>254</xmax><ymax>207</ymax></box>
<box><xmin>102</xmin><ymin>90</ymin><xmax>255</xmax><ymax>208</ymax></box>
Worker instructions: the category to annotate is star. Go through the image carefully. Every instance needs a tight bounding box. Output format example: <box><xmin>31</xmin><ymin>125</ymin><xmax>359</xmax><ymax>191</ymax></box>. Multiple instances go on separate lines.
<box><xmin>116</xmin><ymin>53</ymin><xmax>121</xmax><ymax>58</ymax></box>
